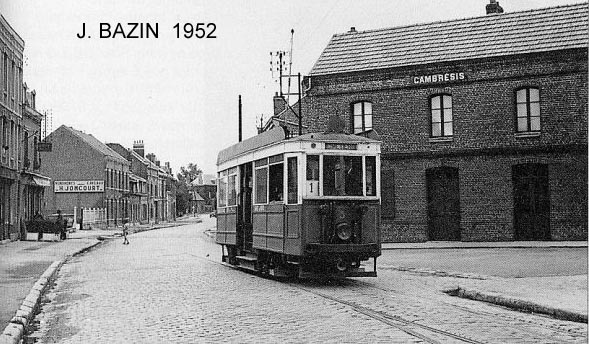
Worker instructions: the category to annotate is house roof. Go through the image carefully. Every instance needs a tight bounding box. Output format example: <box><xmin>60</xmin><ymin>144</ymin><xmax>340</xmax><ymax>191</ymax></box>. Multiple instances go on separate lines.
<box><xmin>263</xmin><ymin>99</ymin><xmax>309</xmax><ymax>132</ymax></box>
<box><xmin>129</xmin><ymin>150</ymin><xmax>158</xmax><ymax>169</ymax></box>
<box><xmin>191</xmin><ymin>191</ymin><xmax>205</xmax><ymax>201</ymax></box>
<box><xmin>56</xmin><ymin>126</ymin><xmax>129</xmax><ymax>164</ymax></box>
<box><xmin>309</xmin><ymin>3</ymin><xmax>588</xmax><ymax>76</ymax></box>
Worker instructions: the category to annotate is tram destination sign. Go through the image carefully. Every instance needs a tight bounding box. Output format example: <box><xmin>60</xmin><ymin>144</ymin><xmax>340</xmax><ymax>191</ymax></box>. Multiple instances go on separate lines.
<box><xmin>54</xmin><ymin>180</ymin><xmax>105</xmax><ymax>193</ymax></box>
<box><xmin>325</xmin><ymin>143</ymin><xmax>357</xmax><ymax>150</ymax></box>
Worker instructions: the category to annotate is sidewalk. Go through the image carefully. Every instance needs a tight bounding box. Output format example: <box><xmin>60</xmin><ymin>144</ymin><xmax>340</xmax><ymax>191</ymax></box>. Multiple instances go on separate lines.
<box><xmin>0</xmin><ymin>235</ymin><xmax>100</xmax><ymax>343</ymax></box>
<box><xmin>382</xmin><ymin>240</ymin><xmax>588</xmax><ymax>249</ymax></box>
<box><xmin>0</xmin><ymin>218</ymin><xmax>193</xmax><ymax>344</ymax></box>
<box><xmin>380</xmin><ymin>241</ymin><xmax>588</xmax><ymax>323</ymax></box>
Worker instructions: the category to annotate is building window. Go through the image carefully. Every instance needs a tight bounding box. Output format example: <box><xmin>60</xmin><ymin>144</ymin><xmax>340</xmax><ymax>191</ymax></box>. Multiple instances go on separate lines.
<box><xmin>352</xmin><ymin>101</ymin><xmax>372</xmax><ymax>134</ymax></box>
<box><xmin>430</xmin><ymin>94</ymin><xmax>453</xmax><ymax>137</ymax></box>
<box><xmin>3</xmin><ymin>53</ymin><xmax>7</xmax><ymax>92</ymax></box>
<box><xmin>516</xmin><ymin>87</ymin><xmax>540</xmax><ymax>132</ymax></box>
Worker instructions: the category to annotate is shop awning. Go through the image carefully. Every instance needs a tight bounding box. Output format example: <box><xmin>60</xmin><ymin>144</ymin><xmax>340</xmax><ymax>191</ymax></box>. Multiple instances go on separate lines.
<box><xmin>21</xmin><ymin>172</ymin><xmax>51</xmax><ymax>187</ymax></box>
<box><xmin>32</xmin><ymin>176</ymin><xmax>51</xmax><ymax>187</ymax></box>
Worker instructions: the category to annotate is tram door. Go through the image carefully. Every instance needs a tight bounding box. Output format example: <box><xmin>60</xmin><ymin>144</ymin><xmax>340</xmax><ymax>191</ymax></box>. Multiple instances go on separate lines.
<box><xmin>238</xmin><ymin>163</ymin><xmax>253</xmax><ymax>252</ymax></box>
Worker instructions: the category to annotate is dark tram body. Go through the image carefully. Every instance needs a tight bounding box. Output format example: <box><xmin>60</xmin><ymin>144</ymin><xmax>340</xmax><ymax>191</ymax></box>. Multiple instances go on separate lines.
<box><xmin>216</xmin><ymin>127</ymin><xmax>381</xmax><ymax>278</ymax></box>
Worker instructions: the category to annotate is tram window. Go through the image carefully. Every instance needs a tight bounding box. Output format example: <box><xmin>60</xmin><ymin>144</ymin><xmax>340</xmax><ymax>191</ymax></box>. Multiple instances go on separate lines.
<box><xmin>287</xmin><ymin>157</ymin><xmax>298</xmax><ymax>204</ymax></box>
<box><xmin>366</xmin><ymin>156</ymin><xmax>376</xmax><ymax>196</ymax></box>
<box><xmin>307</xmin><ymin>155</ymin><xmax>319</xmax><ymax>196</ymax></box>
<box><xmin>307</xmin><ymin>155</ymin><xmax>319</xmax><ymax>180</ymax></box>
<box><xmin>255</xmin><ymin>167</ymin><xmax>268</xmax><ymax>204</ymax></box>
<box><xmin>323</xmin><ymin>155</ymin><xmax>362</xmax><ymax>196</ymax></box>
<box><xmin>268</xmin><ymin>163</ymin><xmax>284</xmax><ymax>202</ymax></box>
<box><xmin>227</xmin><ymin>174</ymin><xmax>237</xmax><ymax>206</ymax></box>
<box><xmin>218</xmin><ymin>175</ymin><xmax>228</xmax><ymax>207</ymax></box>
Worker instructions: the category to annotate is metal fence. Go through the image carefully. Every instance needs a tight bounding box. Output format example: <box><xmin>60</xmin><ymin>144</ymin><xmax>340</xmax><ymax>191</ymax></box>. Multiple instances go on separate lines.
<box><xmin>79</xmin><ymin>207</ymin><xmax>107</xmax><ymax>229</ymax></box>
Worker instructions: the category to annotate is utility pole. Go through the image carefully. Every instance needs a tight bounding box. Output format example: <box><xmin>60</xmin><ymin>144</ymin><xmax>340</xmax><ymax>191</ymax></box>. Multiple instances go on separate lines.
<box><xmin>238</xmin><ymin>95</ymin><xmax>242</xmax><ymax>142</ymax></box>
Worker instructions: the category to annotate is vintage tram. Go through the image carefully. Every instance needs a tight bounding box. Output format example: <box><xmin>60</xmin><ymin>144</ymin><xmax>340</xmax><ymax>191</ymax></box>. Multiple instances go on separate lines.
<box><xmin>215</xmin><ymin>125</ymin><xmax>381</xmax><ymax>278</ymax></box>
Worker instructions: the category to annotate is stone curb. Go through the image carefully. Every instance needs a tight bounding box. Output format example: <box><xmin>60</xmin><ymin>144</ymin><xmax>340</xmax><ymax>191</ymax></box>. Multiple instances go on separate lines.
<box><xmin>0</xmin><ymin>240</ymin><xmax>103</xmax><ymax>344</ymax></box>
<box><xmin>446</xmin><ymin>287</ymin><xmax>588</xmax><ymax>324</ymax></box>
<box><xmin>0</xmin><ymin>222</ymin><xmax>186</xmax><ymax>344</ymax></box>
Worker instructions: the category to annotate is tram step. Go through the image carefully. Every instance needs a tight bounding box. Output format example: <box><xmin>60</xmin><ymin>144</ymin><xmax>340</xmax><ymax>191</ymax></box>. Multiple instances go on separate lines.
<box><xmin>236</xmin><ymin>255</ymin><xmax>257</xmax><ymax>262</ymax></box>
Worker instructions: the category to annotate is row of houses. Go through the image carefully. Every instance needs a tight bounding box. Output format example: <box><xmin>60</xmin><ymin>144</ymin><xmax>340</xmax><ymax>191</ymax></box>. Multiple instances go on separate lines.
<box><xmin>265</xmin><ymin>2</ymin><xmax>588</xmax><ymax>242</ymax></box>
<box><xmin>0</xmin><ymin>14</ymin><xmax>51</xmax><ymax>241</ymax></box>
<box><xmin>0</xmin><ymin>13</ymin><xmax>176</xmax><ymax>241</ymax></box>
<box><xmin>40</xmin><ymin>126</ymin><xmax>177</xmax><ymax>227</ymax></box>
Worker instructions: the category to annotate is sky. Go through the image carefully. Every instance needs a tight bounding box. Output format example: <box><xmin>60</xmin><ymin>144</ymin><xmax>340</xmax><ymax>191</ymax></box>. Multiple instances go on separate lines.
<box><xmin>0</xmin><ymin>0</ymin><xmax>573</xmax><ymax>175</ymax></box>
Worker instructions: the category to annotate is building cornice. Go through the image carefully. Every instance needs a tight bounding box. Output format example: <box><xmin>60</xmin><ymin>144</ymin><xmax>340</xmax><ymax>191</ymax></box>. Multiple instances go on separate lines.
<box><xmin>382</xmin><ymin>143</ymin><xmax>587</xmax><ymax>161</ymax></box>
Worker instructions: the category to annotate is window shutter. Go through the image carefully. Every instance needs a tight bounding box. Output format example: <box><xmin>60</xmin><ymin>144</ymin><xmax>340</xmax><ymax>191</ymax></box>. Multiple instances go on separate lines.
<box><xmin>381</xmin><ymin>169</ymin><xmax>395</xmax><ymax>219</ymax></box>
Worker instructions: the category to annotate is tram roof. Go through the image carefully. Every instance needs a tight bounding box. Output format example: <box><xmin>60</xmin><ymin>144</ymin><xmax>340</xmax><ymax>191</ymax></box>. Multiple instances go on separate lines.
<box><xmin>217</xmin><ymin>127</ymin><xmax>287</xmax><ymax>165</ymax></box>
<box><xmin>289</xmin><ymin>131</ymin><xmax>380</xmax><ymax>144</ymax></box>
<box><xmin>217</xmin><ymin>126</ymin><xmax>380</xmax><ymax>166</ymax></box>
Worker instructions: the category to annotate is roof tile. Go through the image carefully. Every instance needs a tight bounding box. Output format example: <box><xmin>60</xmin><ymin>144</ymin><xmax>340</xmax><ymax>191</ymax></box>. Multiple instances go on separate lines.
<box><xmin>309</xmin><ymin>3</ymin><xmax>588</xmax><ymax>75</ymax></box>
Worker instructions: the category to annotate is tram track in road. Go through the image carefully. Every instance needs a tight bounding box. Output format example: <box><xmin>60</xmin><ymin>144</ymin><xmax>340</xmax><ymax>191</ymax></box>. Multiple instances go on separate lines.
<box><xmin>194</xmin><ymin>253</ymin><xmax>586</xmax><ymax>343</ymax></box>
<box><xmin>195</xmin><ymin>254</ymin><xmax>482</xmax><ymax>343</ymax></box>
<box><xmin>349</xmin><ymin>278</ymin><xmax>588</xmax><ymax>338</ymax></box>
<box><xmin>293</xmin><ymin>283</ymin><xmax>485</xmax><ymax>344</ymax></box>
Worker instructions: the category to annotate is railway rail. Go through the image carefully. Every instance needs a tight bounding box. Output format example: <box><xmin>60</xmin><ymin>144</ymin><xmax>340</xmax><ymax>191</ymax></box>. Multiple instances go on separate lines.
<box><xmin>198</xmin><ymin>252</ymin><xmax>586</xmax><ymax>343</ymax></box>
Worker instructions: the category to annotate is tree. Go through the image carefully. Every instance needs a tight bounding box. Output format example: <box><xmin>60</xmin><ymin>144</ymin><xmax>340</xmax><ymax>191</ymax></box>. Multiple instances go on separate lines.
<box><xmin>175</xmin><ymin>163</ymin><xmax>203</xmax><ymax>215</ymax></box>
<box><xmin>177</xmin><ymin>163</ymin><xmax>202</xmax><ymax>184</ymax></box>
<box><xmin>175</xmin><ymin>180</ymin><xmax>191</xmax><ymax>216</ymax></box>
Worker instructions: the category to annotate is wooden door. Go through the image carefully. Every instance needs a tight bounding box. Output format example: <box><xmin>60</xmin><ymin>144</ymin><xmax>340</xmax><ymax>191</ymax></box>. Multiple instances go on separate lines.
<box><xmin>513</xmin><ymin>164</ymin><xmax>550</xmax><ymax>240</ymax></box>
<box><xmin>426</xmin><ymin>167</ymin><xmax>461</xmax><ymax>241</ymax></box>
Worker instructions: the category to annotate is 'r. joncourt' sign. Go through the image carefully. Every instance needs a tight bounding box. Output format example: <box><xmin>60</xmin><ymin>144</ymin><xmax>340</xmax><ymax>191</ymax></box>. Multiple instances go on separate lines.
<box><xmin>54</xmin><ymin>180</ymin><xmax>104</xmax><ymax>193</ymax></box>
<box><xmin>412</xmin><ymin>72</ymin><xmax>465</xmax><ymax>84</ymax></box>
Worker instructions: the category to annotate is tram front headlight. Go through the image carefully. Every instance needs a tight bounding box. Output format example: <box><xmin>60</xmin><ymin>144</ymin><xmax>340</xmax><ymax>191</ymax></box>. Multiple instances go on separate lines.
<box><xmin>335</xmin><ymin>222</ymin><xmax>352</xmax><ymax>241</ymax></box>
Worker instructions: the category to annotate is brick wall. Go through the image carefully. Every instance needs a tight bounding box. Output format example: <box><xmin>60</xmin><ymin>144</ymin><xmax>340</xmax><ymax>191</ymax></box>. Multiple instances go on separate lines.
<box><xmin>41</xmin><ymin>128</ymin><xmax>105</xmax><ymax>215</ymax></box>
<box><xmin>302</xmin><ymin>49</ymin><xmax>588</xmax><ymax>242</ymax></box>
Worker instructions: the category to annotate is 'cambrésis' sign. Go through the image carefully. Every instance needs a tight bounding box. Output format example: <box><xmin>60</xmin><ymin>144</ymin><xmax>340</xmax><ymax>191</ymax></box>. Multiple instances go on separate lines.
<box><xmin>412</xmin><ymin>72</ymin><xmax>465</xmax><ymax>84</ymax></box>
<box><xmin>54</xmin><ymin>180</ymin><xmax>105</xmax><ymax>193</ymax></box>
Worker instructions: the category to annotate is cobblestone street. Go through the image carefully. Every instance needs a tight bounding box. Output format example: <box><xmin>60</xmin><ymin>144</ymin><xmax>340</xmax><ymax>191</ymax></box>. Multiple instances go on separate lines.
<box><xmin>26</xmin><ymin>218</ymin><xmax>588</xmax><ymax>343</ymax></box>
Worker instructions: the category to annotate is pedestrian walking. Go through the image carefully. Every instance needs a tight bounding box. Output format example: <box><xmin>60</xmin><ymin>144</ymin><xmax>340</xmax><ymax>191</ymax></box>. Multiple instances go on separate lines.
<box><xmin>122</xmin><ymin>221</ymin><xmax>130</xmax><ymax>245</ymax></box>
<box><xmin>56</xmin><ymin>210</ymin><xmax>67</xmax><ymax>240</ymax></box>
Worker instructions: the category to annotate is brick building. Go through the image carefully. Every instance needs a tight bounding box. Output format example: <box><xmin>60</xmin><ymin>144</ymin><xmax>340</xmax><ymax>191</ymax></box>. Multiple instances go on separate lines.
<box><xmin>41</xmin><ymin>125</ymin><xmax>131</xmax><ymax>226</ymax></box>
<box><xmin>20</xmin><ymin>88</ymin><xmax>51</xmax><ymax>232</ymax></box>
<box><xmin>299</xmin><ymin>3</ymin><xmax>587</xmax><ymax>242</ymax></box>
<box><xmin>0</xmin><ymin>14</ymin><xmax>49</xmax><ymax>241</ymax></box>
<box><xmin>108</xmin><ymin>140</ymin><xmax>176</xmax><ymax>224</ymax></box>
<box><xmin>191</xmin><ymin>174</ymin><xmax>216</xmax><ymax>213</ymax></box>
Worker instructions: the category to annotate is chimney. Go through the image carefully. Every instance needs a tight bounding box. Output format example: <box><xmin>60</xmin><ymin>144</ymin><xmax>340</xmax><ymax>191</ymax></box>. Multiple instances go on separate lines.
<box><xmin>156</xmin><ymin>160</ymin><xmax>160</xmax><ymax>167</ymax></box>
<box><xmin>146</xmin><ymin>153</ymin><xmax>155</xmax><ymax>163</ymax></box>
<box><xmin>273</xmin><ymin>92</ymin><xmax>286</xmax><ymax>116</ymax></box>
<box><xmin>486</xmin><ymin>0</ymin><xmax>504</xmax><ymax>14</ymax></box>
<box><xmin>349</xmin><ymin>27</ymin><xmax>356</xmax><ymax>33</ymax></box>
<box><xmin>133</xmin><ymin>140</ymin><xmax>145</xmax><ymax>157</ymax></box>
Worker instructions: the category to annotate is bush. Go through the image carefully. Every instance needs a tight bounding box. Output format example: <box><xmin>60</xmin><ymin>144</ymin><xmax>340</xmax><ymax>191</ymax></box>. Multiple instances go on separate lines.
<box><xmin>26</xmin><ymin>220</ymin><xmax>63</xmax><ymax>234</ymax></box>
